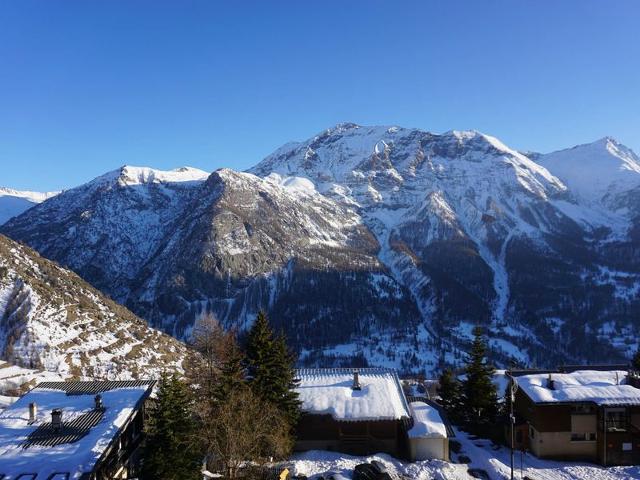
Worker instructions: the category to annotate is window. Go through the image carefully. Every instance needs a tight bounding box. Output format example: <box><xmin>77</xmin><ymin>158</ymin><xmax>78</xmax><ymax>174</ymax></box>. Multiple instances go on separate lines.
<box><xmin>605</xmin><ymin>409</ymin><xmax>627</xmax><ymax>432</ymax></box>
<box><xmin>571</xmin><ymin>432</ymin><xmax>596</xmax><ymax>442</ymax></box>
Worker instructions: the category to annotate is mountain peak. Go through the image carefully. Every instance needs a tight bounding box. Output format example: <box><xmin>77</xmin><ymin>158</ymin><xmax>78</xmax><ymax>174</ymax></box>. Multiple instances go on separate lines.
<box><xmin>92</xmin><ymin>165</ymin><xmax>210</xmax><ymax>187</ymax></box>
<box><xmin>118</xmin><ymin>165</ymin><xmax>210</xmax><ymax>185</ymax></box>
<box><xmin>324</xmin><ymin>122</ymin><xmax>361</xmax><ymax>135</ymax></box>
<box><xmin>539</xmin><ymin>137</ymin><xmax>640</xmax><ymax>203</ymax></box>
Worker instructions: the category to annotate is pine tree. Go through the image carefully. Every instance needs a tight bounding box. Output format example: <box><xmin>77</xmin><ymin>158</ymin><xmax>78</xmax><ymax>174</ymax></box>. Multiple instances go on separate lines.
<box><xmin>461</xmin><ymin>326</ymin><xmax>499</xmax><ymax>433</ymax></box>
<box><xmin>437</xmin><ymin>368</ymin><xmax>462</xmax><ymax>424</ymax></box>
<box><xmin>271</xmin><ymin>332</ymin><xmax>302</xmax><ymax>426</ymax></box>
<box><xmin>245</xmin><ymin>311</ymin><xmax>301</xmax><ymax>428</ymax></box>
<box><xmin>143</xmin><ymin>374</ymin><xmax>202</xmax><ymax>480</ymax></box>
<box><xmin>213</xmin><ymin>331</ymin><xmax>247</xmax><ymax>403</ymax></box>
<box><xmin>246</xmin><ymin>311</ymin><xmax>274</xmax><ymax>396</ymax></box>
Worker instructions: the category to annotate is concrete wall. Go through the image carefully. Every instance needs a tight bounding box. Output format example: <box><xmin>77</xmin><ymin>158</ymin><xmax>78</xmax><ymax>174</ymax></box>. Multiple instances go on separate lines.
<box><xmin>408</xmin><ymin>437</ymin><xmax>449</xmax><ymax>461</ymax></box>
<box><xmin>529</xmin><ymin>425</ymin><xmax>597</xmax><ymax>461</ymax></box>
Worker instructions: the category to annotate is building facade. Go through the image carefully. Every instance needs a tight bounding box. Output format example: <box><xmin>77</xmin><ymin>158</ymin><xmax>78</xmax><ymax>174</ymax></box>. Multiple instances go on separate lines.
<box><xmin>511</xmin><ymin>369</ymin><xmax>640</xmax><ymax>466</ymax></box>
<box><xmin>294</xmin><ymin>368</ymin><xmax>450</xmax><ymax>460</ymax></box>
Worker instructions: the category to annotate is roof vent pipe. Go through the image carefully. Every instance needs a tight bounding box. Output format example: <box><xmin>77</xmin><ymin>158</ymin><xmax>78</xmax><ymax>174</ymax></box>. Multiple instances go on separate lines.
<box><xmin>352</xmin><ymin>370</ymin><xmax>361</xmax><ymax>391</ymax></box>
<box><xmin>28</xmin><ymin>402</ymin><xmax>37</xmax><ymax>423</ymax></box>
<box><xmin>95</xmin><ymin>394</ymin><xmax>104</xmax><ymax>410</ymax></box>
<box><xmin>51</xmin><ymin>408</ymin><xmax>63</xmax><ymax>432</ymax></box>
<box><xmin>547</xmin><ymin>373</ymin><xmax>555</xmax><ymax>390</ymax></box>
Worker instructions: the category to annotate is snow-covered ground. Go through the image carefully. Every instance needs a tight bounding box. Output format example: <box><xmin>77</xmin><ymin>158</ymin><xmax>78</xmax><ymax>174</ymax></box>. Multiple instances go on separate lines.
<box><xmin>451</xmin><ymin>429</ymin><xmax>639</xmax><ymax>480</ymax></box>
<box><xmin>290</xmin><ymin>449</ymin><xmax>468</xmax><ymax>480</ymax></box>
<box><xmin>0</xmin><ymin>361</ymin><xmax>63</xmax><ymax>397</ymax></box>
<box><xmin>288</xmin><ymin>429</ymin><xmax>640</xmax><ymax>480</ymax></box>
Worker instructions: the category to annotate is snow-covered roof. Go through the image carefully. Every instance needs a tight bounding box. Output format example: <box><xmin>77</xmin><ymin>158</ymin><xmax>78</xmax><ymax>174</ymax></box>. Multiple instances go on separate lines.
<box><xmin>407</xmin><ymin>401</ymin><xmax>447</xmax><ymax>439</ymax></box>
<box><xmin>516</xmin><ymin>370</ymin><xmax>640</xmax><ymax>406</ymax></box>
<box><xmin>0</xmin><ymin>380</ymin><xmax>154</xmax><ymax>479</ymax></box>
<box><xmin>295</xmin><ymin>368</ymin><xmax>411</xmax><ymax>421</ymax></box>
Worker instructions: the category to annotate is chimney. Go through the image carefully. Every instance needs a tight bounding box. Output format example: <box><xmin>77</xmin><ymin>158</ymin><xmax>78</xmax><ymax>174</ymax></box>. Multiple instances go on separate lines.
<box><xmin>94</xmin><ymin>394</ymin><xmax>104</xmax><ymax>410</ymax></box>
<box><xmin>28</xmin><ymin>402</ymin><xmax>37</xmax><ymax>423</ymax></box>
<box><xmin>51</xmin><ymin>409</ymin><xmax>63</xmax><ymax>432</ymax></box>
<box><xmin>547</xmin><ymin>373</ymin><xmax>555</xmax><ymax>390</ymax></box>
<box><xmin>352</xmin><ymin>370</ymin><xmax>361</xmax><ymax>391</ymax></box>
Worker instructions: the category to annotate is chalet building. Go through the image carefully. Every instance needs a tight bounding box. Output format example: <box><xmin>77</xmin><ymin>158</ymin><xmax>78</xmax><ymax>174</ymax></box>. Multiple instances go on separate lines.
<box><xmin>0</xmin><ymin>380</ymin><xmax>155</xmax><ymax>479</ymax></box>
<box><xmin>509</xmin><ymin>367</ymin><xmax>640</xmax><ymax>466</ymax></box>
<box><xmin>294</xmin><ymin>368</ymin><xmax>451</xmax><ymax>461</ymax></box>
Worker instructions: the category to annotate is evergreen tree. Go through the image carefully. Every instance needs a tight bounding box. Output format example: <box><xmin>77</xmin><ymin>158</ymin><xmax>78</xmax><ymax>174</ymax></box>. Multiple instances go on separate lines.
<box><xmin>271</xmin><ymin>332</ymin><xmax>302</xmax><ymax>426</ymax></box>
<box><xmin>213</xmin><ymin>331</ymin><xmax>247</xmax><ymax>403</ymax></box>
<box><xmin>143</xmin><ymin>373</ymin><xmax>202</xmax><ymax>480</ymax></box>
<box><xmin>437</xmin><ymin>368</ymin><xmax>463</xmax><ymax>424</ymax></box>
<box><xmin>246</xmin><ymin>311</ymin><xmax>275</xmax><ymax>394</ymax></box>
<box><xmin>245</xmin><ymin>311</ymin><xmax>301</xmax><ymax>428</ymax></box>
<box><xmin>461</xmin><ymin>326</ymin><xmax>499</xmax><ymax>432</ymax></box>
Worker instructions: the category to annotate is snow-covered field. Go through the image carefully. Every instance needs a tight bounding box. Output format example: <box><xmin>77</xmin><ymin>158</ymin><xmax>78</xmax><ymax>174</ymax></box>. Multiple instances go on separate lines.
<box><xmin>0</xmin><ymin>361</ymin><xmax>62</xmax><ymax>397</ymax></box>
<box><xmin>288</xmin><ymin>429</ymin><xmax>640</xmax><ymax>480</ymax></box>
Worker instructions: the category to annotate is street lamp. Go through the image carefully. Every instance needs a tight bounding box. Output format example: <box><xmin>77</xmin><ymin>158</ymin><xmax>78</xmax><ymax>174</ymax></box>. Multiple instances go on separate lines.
<box><xmin>507</xmin><ymin>372</ymin><xmax>519</xmax><ymax>480</ymax></box>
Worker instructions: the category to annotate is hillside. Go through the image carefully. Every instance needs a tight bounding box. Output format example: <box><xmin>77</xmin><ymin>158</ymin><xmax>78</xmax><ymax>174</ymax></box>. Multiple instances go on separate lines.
<box><xmin>0</xmin><ymin>233</ymin><xmax>187</xmax><ymax>383</ymax></box>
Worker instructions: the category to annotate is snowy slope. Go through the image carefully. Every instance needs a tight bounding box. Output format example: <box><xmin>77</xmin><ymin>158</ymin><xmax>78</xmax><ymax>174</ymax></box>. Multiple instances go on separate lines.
<box><xmin>251</xmin><ymin>124</ymin><xmax>640</xmax><ymax>369</ymax></box>
<box><xmin>2</xmin><ymin>166</ymin><xmax>210</xmax><ymax>300</ymax></box>
<box><xmin>540</xmin><ymin>137</ymin><xmax>640</xmax><ymax>207</ymax></box>
<box><xmin>130</xmin><ymin>168</ymin><xmax>421</xmax><ymax>356</ymax></box>
<box><xmin>0</xmin><ymin>233</ymin><xmax>188</xmax><ymax>381</ymax></box>
<box><xmin>0</xmin><ymin>188</ymin><xmax>59</xmax><ymax>225</ymax></box>
<box><xmin>4</xmin><ymin>126</ymin><xmax>640</xmax><ymax>373</ymax></box>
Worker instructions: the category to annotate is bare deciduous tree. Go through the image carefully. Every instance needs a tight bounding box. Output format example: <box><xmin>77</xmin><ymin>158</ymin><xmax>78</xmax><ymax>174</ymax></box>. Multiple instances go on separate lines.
<box><xmin>185</xmin><ymin>312</ymin><xmax>236</xmax><ymax>397</ymax></box>
<box><xmin>195</xmin><ymin>385</ymin><xmax>292</xmax><ymax>479</ymax></box>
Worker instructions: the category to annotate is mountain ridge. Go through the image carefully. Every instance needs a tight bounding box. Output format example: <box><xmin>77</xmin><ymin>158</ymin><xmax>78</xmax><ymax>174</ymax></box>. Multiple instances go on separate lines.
<box><xmin>3</xmin><ymin>124</ymin><xmax>640</xmax><ymax>373</ymax></box>
<box><xmin>0</xmin><ymin>188</ymin><xmax>59</xmax><ymax>226</ymax></box>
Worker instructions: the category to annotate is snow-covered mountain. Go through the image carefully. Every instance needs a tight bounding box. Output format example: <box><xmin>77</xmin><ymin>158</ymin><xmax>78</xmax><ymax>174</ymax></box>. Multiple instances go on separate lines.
<box><xmin>539</xmin><ymin>137</ymin><xmax>640</xmax><ymax>208</ymax></box>
<box><xmin>0</xmin><ymin>233</ymin><xmax>188</xmax><ymax>382</ymax></box>
<box><xmin>3</xmin><ymin>125</ymin><xmax>640</xmax><ymax>373</ymax></box>
<box><xmin>2</xmin><ymin>166</ymin><xmax>209</xmax><ymax>300</ymax></box>
<box><xmin>0</xmin><ymin>188</ymin><xmax>59</xmax><ymax>225</ymax></box>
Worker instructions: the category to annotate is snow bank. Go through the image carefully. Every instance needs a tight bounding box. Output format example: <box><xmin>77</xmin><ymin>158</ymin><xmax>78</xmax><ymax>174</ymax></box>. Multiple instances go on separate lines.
<box><xmin>289</xmin><ymin>449</ymin><xmax>468</xmax><ymax>480</ymax></box>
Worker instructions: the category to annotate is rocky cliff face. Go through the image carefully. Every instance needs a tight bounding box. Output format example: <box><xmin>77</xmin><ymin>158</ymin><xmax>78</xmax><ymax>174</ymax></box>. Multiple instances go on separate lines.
<box><xmin>4</xmin><ymin>125</ymin><xmax>640</xmax><ymax>373</ymax></box>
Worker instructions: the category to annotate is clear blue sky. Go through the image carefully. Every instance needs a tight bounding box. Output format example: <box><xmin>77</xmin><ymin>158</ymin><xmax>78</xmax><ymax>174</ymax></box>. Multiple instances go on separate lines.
<box><xmin>1</xmin><ymin>1</ymin><xmax>639</xmax><ymax>191</ymax></box>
